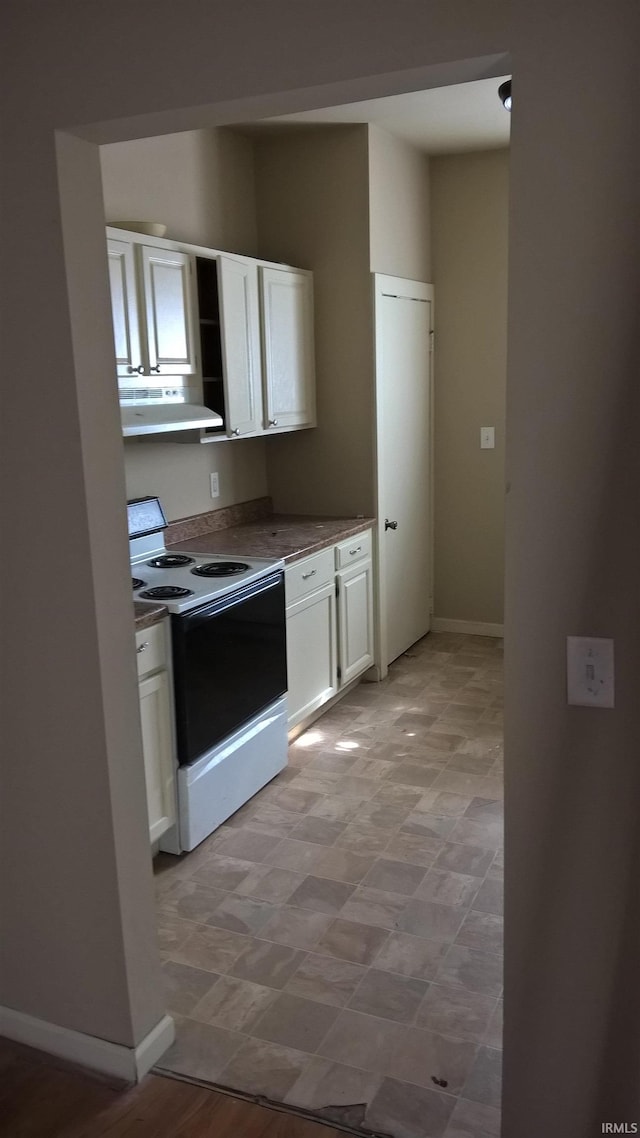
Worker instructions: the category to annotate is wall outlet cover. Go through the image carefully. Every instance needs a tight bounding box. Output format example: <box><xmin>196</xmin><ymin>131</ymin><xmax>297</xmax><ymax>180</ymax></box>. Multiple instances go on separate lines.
<box><xmin>210</xmin><ymin>472</ymin><xmax>220</xmax><ymax>498</ymax></box>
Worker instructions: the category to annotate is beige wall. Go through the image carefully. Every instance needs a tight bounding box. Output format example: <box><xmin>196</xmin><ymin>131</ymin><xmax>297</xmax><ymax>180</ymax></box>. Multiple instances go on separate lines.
<box><xmin>505</xmin><ymin>2</ymin><xmax>640</xmax><ymax>1131</ymax></box>
<box><xmin>123</xmin><ymin>435</ymin><xmax>268</xmax><ymax>519</ymax></box>
<box><xmin>101</xmin><ymin>129</ymin><xmax>268</xmax><ymax>522</ymax></box>
<box><xmin>368</xmin><ymin>124</ymin><xmax>431</xmax><ymax>280</ymax></box>
<box><xmin>255</xmin><ymin>126</ymin><xmax>375</xmax><ymax>516</ymax></box>
<box><xmin>430</xmin><ymin>149</ymin><xmax>508</xmax><ymax>625</ymax></box>
<box><xmin>101</xmin><ymin>128</ymin><xmax>258</xmax><ymax>254</ymax></box>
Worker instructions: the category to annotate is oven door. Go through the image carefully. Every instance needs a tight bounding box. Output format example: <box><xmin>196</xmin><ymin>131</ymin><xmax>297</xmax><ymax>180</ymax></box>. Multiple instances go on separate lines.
<box><xmin>171</xmin><ymin>571</ymin><xmax>287</xmax><ymax>766</ymax></box>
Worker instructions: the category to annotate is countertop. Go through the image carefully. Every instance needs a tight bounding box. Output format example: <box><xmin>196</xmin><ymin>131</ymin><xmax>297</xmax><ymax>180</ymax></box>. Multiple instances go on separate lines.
<box><xmin>134</xmin><ymin>600</ymin><xmax>168</xmax><ymax>632</ymax></box>
<box><xmin>168</xmin><ymin>514</ymin><xmax>375</xmax><ymax>564</ymax></box>
<box><xmin>133</xmin><ymin>514</ymin><xmax>375</xmax><ymax>629</ymax></box>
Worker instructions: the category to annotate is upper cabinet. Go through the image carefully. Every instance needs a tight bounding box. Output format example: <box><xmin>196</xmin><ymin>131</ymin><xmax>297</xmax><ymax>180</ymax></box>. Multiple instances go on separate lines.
<box><xmin>139</xmin><ymin>246</ymin><xmax>198</xmax><ymax>377</ymax></box>
<box><xmin>107</xmin><ymin>239</ymin><xmax>143</xmax><ymax>378</ymax></box>
<box><xmin>260</xmin><ymin>267</ymin><xmax>316</xmax><ymax>432</ymax></box>
<box><xmin>196</xmin><ymin>254</ymin><xmax>263</xmax><ymax>440</ymax></box>
<box><xmin>106</xmin><ymin>226</ymin><xmax>316</xmax><ymax>440</ymax></box>
<box><xmin>196</xmin><ymin>258</ymin><xmax>316</xmax><ymax>441</ymax></box>
<box><xmin>107</xmin><ymin>236</ymin><xmax>197</xmax><ymax>380</ymax></box>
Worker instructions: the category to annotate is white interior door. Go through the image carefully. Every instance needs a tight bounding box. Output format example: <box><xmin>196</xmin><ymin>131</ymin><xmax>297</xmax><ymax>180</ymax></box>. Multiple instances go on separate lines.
<box><xmin>374</xmin><ymin>275</ymin><xmax>433</xmax><ymax>670</ymax></box>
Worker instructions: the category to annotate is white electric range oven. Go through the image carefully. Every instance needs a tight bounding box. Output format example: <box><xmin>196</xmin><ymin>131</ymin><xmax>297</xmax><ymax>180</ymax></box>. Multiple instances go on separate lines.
<box><xmin>129</xmin><ymin>497</ymin><xmax>288</xmax><ymax>851</ymax></box>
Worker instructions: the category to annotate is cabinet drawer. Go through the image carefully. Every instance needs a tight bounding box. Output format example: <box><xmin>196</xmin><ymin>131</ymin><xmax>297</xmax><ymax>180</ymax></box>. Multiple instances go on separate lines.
<box><xmin>135</xmin><ymin>620</ymin><xmax>167</xmax><ymax>679</ymax></box>
<box><xmin>335</xmin><ymin>529</ymin><xmax>372</xmax><ymax>570</ymax></box>
<box><xmin>285</xmin><ymin>547</ymin><xmax>335</xmax><ymax>605</ymax></box>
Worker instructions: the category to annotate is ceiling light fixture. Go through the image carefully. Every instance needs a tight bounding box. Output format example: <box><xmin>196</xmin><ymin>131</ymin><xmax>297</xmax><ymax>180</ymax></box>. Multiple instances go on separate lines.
<box><xmin>498</xmin><ymin>79</ymin><xmax>512</xmax><ymax>112</ymax></box>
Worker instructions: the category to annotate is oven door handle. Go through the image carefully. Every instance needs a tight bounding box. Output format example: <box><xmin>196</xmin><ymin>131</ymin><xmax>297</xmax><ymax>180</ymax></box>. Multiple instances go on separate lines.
<box><xmin>176</xmin><ymin>570</ymin><xmax>284</xmax><ymax>629</ymax></box>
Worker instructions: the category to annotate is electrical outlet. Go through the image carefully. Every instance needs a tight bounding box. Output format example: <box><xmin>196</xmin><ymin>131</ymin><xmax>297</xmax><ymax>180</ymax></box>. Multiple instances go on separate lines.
<box><xmin>210</xmin><ymin>472</ymin><xmax>220</xmax><ymax>499</ymax></box>
<box><xmin>567</xmin><ymin>636</ymin><xmax>614</xmax><ymax>708</ymax></box>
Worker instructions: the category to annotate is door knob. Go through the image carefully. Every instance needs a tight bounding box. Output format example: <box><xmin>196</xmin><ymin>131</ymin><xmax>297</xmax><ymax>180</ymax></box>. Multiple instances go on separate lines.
<box><xmin>385</xmin><ymin>519</ymin><xmax>398</xmax><ymax>531</ymax></box>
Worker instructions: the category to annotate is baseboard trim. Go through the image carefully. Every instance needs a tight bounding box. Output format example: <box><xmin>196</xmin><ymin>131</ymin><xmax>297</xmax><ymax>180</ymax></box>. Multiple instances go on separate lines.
<box><xmin>134</xmin><ymin>1014</ymin><xmax>176</xmax><ymax>1081</ymax></box>
<box><xmin>0</xmin><ymin>1005</ymin><xmax>174</xmax><ymax>1083</ymax></box>
<box><xmin>431</xmin><ymin>617</ymin><xmax>504</xmax><ymax>638</ymax></box>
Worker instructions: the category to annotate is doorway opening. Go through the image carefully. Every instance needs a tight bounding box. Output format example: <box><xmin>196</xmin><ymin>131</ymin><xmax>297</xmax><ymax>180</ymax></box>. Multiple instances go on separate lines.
<box><xmin>94</xmin><ymin>69</ymin><xmax>509</xmax><ymax>1137</ymax></box>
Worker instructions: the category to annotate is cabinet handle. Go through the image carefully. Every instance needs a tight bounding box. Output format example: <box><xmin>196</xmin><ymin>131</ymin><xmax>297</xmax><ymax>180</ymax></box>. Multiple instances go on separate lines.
<box><xmin>302</xmin><ymin>569</ymin><xmax>317</xmax><ymax>580</ymax></box>
<box><xmin>127</xmin><ymin>365</ymin><xmax>145</xmax><ymax>374</ymax></box>
<box><xmin>349</xmin><ymin>546</ymin><xmax>362</xmax><ymax>556</ymax></box>
<box><xmin>268</xmin><ymin>418</ymin><xmax>278</xmax><ymax>427</ymax></box>
<box><xmin>149</xmin><ymin>365</ymin><xmax>161</xmax><ymax>374</ymax></box>
<box><xmin>137</xmin><ymin>642</ymin><xmax>149</xmax><ymax>653</ymax></box>
<box><xmin>231</xmin><ymin>428</ymin><xmax>240</xmax><ymax>436</ymax></box>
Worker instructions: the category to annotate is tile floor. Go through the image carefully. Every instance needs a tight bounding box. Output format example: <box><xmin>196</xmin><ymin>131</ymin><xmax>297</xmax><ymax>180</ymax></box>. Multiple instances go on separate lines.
<box><xmin>154</xmin><ymin>632</ymin><xmax>503</xmax><ymax>1138</ymax></box>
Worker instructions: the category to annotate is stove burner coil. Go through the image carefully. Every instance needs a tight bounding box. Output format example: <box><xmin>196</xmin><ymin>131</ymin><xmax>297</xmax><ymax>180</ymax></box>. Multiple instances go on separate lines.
<box><xmin>139</xmin><ymin>585</ymin><xmax>194</xmax><ymax>599</ymax></box>
<box><xmin>191</xmin><ymin>561</ymin><xmax>250</xmax><ymax>578</ymax></box>
<box><xmin>132</xmin><ymin>577</ymin><xmax>146</xmax><ymax>590</ymax></box>
<box><xmin>147</xmin><ymin>554</ymin><xmax>195</xmax><ymax>568</ymax></box>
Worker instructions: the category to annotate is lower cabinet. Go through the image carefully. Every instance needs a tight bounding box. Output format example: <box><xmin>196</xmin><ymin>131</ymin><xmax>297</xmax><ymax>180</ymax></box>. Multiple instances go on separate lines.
<box><xmin>286</xmin><ymin>581</ymin><xmax>338</xmax><ymax>730</ymax></box>
<box><xmin>285</xmin><ymin>530</ymin><xmax>374</xmax><ymax>729</ymax></box>
<box><xmin>136</xmin><ymin>621</ymin><xmax>177</xmax><ymax>843</ymax></box>
<box><xmin>337</xmin><ymin>558</ymin><xmax>375</xmax><ymax>686</ymax></box>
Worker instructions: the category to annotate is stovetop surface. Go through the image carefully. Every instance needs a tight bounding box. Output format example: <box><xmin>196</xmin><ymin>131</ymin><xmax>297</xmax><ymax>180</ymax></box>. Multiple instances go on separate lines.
<box><xmin>130</xmin><ymin>531</ymin><xmax>284</xmax><ymax>613</ymax></box>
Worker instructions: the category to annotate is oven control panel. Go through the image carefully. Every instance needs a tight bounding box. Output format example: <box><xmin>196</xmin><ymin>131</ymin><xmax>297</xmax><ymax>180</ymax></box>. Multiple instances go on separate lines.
<box><xmin>127</xmin><ymin>496</ymin><xmax>167</xmax><ymax>539</ymax></box>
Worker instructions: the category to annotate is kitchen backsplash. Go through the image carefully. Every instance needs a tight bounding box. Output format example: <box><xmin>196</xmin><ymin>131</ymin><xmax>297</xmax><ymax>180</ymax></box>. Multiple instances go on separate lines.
<box><xmin>165</xmin><ymin>496</ymin><xmax>272</xmax><ymax>544</ymax></box>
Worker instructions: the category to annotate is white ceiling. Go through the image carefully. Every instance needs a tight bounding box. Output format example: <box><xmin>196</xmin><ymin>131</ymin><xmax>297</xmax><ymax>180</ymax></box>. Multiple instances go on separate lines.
<box><xmin>250</xmin><ymin>76</ymin><xmax>511</xmax><ymax>156</ymax></box>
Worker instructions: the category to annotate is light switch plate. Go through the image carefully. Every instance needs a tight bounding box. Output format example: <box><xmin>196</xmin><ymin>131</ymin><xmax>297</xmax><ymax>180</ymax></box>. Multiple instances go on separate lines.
<box><xmin>480</xmin><ymin>427</ymin><xmax>495</xmax><ymax>449</ymax></box>
<box><xmin>210</xmin><ymin>472</ymin><xmax>220</xmax><ymax>499</ymax></box>
<box><xmin>567</xmin><ymin>636</ymin><xmax>614</xmax><ymax>708</ymax></box>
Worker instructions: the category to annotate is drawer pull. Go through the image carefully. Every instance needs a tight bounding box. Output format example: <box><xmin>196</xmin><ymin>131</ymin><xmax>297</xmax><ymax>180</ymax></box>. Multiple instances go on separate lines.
<box><xmin>137</xmin><ymin>642</ymin><xmax>149</xmax><ymax>653</ymax></box>
<box><xmin>302</xmin><ymin>569</ymin><xmax>317</xmax><ymax>580</ymax></box>
<box><xmin>349</xmin><ymin>546</ymin><xmax>362</xmax><ymax>556</ymax></box>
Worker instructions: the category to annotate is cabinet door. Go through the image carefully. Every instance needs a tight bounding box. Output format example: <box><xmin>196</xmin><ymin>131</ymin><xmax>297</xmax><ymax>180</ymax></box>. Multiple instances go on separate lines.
<box><xmin>286</xmin><ymin>582</ymin><xmax>337</xmax><ymax>728</ymax></box>
<box><xmin>140</xmin><ymin>246</ymin><xmax>197</xmax><ymax>376</ymax></box>
<box><xmin>337</xmin><ymin>559</ymin><xmax>374</xmax><ymax>686</ymax></box>
<box><xmin>138</xmin><ymin>669</ymin><xmax>176</xmax><ymax>843</ymax></box>
<box><xmin>107</xmin><ymin>238</ymin><xmax>143</xmax><ymax>379</ymax></box>
<box><xmin>218</xmin><ymin>256</ymin><xmax>262</xmax><ymax>436</ymax></box>
<box><xmin>260</xmin><ymin>266</ymin><xmax>316</xmax><ymax>431</ymax></box>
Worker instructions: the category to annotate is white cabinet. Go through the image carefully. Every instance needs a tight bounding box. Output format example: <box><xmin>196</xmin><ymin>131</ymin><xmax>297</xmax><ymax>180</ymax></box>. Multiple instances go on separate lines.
<box><xmin>218</xmin><ymin>256</ymin><xmax>262</xmax><ymax>436</ymax></box>
<box><xmin>337</xmin><ymin>559</ymin><xmax>375</xmax><ymax>686</ymax></box>
<box><xmin>260</xmin><ymin>266</ymin><xmax>316</xmax><ymax>432</ymax></box>
<box><xmin>195</xmin><ymin>254</ymin><xmax>262</xmax><ymax>440</ymax></box>
<box><xmin>136</xmin><ymin>621</ymin><xmax>176</xmax><ymax>844</ymax></box>
<box><xmin>285</xmin><ymin>532</ymin><xmax>374</xmax><ymax>729</ymax></box>
<box><xmin>285</xmin><ymin>549</ymin><xmax>338</xmax><ymax>730</ymax></box>
<box><xmin>107</xmin><ymin>227</ymin><xmax>316</xmax><ymax>440</ymax></box>
<box><xmin>107</xmin><ymin>238</ymin><xmax>143</xmax><ymax>378</ymax></box>
<box><xmin>139</xmin><ymin>246</ymin><xmax>198</xmax><ymax>377</ymax></box>
<box><xmin>107</xmin><ymin>235</ymin><xmax>197</xmax><ymax>381</ymax></box>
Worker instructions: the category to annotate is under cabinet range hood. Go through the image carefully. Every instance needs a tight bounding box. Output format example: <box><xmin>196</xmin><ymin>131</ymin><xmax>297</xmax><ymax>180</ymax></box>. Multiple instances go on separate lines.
<box><xmin>120</xmin><ymin>387</ymin><xmax>223</xmax><ymax>437</ymax></box>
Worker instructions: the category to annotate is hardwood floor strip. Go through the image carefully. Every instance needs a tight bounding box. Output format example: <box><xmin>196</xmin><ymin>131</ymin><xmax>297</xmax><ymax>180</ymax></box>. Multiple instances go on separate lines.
<box><xmin>0</xmin><ymin>1041</ymin><xmax>343</xmax><ymax>1138</ymax></box>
